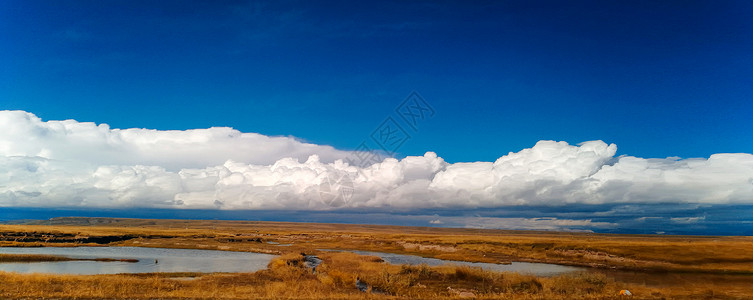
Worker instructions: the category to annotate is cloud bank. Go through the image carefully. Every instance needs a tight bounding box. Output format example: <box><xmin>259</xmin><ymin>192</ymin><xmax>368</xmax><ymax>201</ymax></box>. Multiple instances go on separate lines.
<box><xmin>1</xmin><ymin>110</ymin><xmax>752</xmax><ymax>210</ymax></box>
<box><xmin>0</xmin><ymin>110</ymin><xmax>350</xmax><ymax>170</ymax></box>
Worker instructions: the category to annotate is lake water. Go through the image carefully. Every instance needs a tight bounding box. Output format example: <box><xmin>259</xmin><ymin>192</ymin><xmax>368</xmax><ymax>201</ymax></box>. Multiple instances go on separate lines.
<box><xmin>0</xmin><ymin>247</ymin><xmax>275</xmax><ymax>275</ymax></box>
<box><xmin>331</xmin><ymin>249</ymin><xmax>585</xmax><ymax>276</ymax></box>
<box><xmin>5</xmin><ymin>246</ymin><xmax>748</xmax><ymax>289</ymax></box>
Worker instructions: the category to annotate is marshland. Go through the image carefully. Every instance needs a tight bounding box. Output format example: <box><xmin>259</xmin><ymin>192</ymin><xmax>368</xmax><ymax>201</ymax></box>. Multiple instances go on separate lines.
<box><xmin>1</xmin><ymin>217</ymin><xmax>751</xmax><ymax>299</ymax></box>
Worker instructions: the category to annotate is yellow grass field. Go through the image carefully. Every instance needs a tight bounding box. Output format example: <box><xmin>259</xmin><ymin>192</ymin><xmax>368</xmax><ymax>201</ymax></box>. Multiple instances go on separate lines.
<box><xmin>1</xmin><ymin>217</ymin><xmax>752</xmax><ymax>299</ymax></box>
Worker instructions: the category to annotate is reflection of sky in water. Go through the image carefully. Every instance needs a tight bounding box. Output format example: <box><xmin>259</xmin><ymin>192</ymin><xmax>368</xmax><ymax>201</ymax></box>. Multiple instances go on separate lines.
<box><xmin>0</xmin><ymin>247</ymin><xmax>274</xmax><ymax>275</ymax></box>
<box><xmin>339</xmin><ymin>250</ymin><xmax>753</xmax><ymax>288</ymax></box>
<box><xmin>344</xmin><ymin>250</ymin><xmax>585</xmax><ymax>276</ymax></box>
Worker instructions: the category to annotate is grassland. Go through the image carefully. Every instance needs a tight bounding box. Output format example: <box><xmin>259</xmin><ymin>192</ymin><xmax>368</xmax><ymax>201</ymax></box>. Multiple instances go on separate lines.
<box><xmin>0</xmin><ymin>254</ymin><xmax>76</xmax><ymax>262</ymax></box>
<box><xmin>1</xmin><ymin>217</ymin><xmax>752</xmax><ymax>299</ymax></box>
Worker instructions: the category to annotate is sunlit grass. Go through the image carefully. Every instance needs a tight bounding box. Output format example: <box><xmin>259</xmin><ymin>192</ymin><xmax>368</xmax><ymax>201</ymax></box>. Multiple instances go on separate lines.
<box><xmin>3</xmin><ymin>220</ymin><xmax>753</xmax><ymax>273</ymax></box>
<box><xmin>0</xmin><ymin>252</ymin><xmax>615</xmax><ymax>299</ymax></box>
<box><xmin>1</xmin><ymin>218</ymin><xmax>753</xmax><ymax>298</ymax></box>
<box><xmin>2</xmin><ymin>251</ymin><xmax>750</xmax><ymax>299</ymax></box>
<box><xmin>0</xmin><ymin>254</ymin><xmax>75</xmax><ymax>262</ymax></box>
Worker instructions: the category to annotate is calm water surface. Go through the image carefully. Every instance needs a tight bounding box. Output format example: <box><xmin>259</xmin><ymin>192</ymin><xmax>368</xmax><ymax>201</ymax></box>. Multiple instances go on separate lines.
<box><xmin>0</xmin><ymin>246</ymin><xmax>274</xmax><ymax>275</ymax></box>
<box><xmin>332</xmin><ymin>249</ymin><xmax>585</xmax><ymax>276</ymax></box>
<box><xmin>341</xmin><ymin>250</ymin><xmax>753</xmax><ymax>288</ymax></box>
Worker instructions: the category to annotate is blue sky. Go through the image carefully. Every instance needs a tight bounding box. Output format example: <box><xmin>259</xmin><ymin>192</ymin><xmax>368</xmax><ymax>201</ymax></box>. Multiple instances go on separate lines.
<box><xmin>2</xmin><ymin>1</ymin><xmax>753</xmax><ymax>234</ymax></box>
<box><xmin>3</xmin><ymin>0</ymin><xmax>751</xmax><ymax>163</ymax></box>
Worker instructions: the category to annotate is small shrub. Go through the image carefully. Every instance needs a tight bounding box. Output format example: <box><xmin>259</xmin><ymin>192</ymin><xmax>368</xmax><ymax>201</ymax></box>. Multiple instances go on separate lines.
<box><xmin>453</xmin><ymin>266</ymin><xmax>486</xmax><ymax>282</ymax></box>
<box><xmin>511</xmin><ymin>278</ymin><xmax>543</xmax><ymax>293</ymax></box>
<box><xmin>399</xmin><ymin>264</ymin><xmax>433</xmax><ymax>278</ymax></box>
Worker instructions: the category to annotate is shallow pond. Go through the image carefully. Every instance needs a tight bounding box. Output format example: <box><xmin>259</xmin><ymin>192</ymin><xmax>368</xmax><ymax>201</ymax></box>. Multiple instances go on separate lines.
<box><xmin>0</xmin><ymin>247</ymin><xmax>275</xmax><ymax>275</ymax></box>
<box><xmin>331</xmin><ymin>249</ymin><xmax>585</xmax><ymax>276</ymax></box>
<box><xmin>332</xmin><ymin>250</ymin><xmax>753</xmax><ymax>288</ymax></box>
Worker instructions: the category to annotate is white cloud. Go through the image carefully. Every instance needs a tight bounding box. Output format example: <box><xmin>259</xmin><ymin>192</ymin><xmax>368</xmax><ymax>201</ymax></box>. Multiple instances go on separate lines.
<box><xmin>1</xmin><ymin>110</ymin><xmax>753</xmax><ymax>210</ymax></box>
<box><xmin>0</xmin><ymin>110</ymin><xmax>350</xmax><ymax>170</ymax></box>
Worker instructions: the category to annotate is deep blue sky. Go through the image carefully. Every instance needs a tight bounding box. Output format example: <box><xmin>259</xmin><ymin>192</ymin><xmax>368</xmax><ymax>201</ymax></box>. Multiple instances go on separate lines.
<box><xmin>2</xmin><ymin>0</ymin><xmax>752</xmax><ymax>163</ymax></box>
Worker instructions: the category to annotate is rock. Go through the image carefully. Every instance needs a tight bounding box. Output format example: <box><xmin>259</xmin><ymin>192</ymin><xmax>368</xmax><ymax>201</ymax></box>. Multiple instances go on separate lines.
<box><xmin>355</xmin><ymin>277</ymin><xmax>369</xmax><ymax>292</ymax></box>
<box><xmin>300</xmin><ymin>253</ymin><xmax>322</xmax><ymax>273</ymax></box>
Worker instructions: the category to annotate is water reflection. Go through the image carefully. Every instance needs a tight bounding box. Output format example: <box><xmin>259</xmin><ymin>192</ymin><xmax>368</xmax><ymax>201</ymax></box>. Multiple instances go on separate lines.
<box><xmin>0</xmin><ymin>247</ymin><xmax>274</xmax><ymax>275</ymax></box>
<box><xmin>331</xmin><ymin>249</ymin><xmax>585</xmax><ymax>276</ymax></box>
<box><xmin>334</xmin><ymin>249</ymin><xmax>753</xmax><ymax>288</ymax></box>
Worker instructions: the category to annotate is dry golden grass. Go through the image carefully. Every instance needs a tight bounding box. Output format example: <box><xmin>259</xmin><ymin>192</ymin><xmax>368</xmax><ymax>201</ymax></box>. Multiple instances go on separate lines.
<box><xmin>0</xmin><ymin>254</ymin><xmax>75</xmax><ymax>262</ymax></box>
<box><xmin>1</xmin><ymin>217</ymin><xmax>752</xmax><ymax>299</ymax></box>
<box><xmin>24</xmin><ymin>217</ymin><xmax>748</xmax><ymax>274</ymax></box>
<box><xmin>4</xmin><ymin>218</ymin><xmax>753</xmax><ymax>273</ymax></box>
<box><xmin>2</xmin><ymin>251</ymin><xmax>751</xmax><ymax>299</ymax></box>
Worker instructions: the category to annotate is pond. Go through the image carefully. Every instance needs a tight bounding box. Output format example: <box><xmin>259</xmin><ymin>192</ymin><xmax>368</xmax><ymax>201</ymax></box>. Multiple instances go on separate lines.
<box><xmin>330</xmin><ymin>249</ymin><xmax>586</xmax><ymax>276</ymax></box>
<box><xmin>0</xmin><ymin>247</ymin><xmax>275</xmax><ymax>275</ymax></box>
<box><xmin>336</xmin><ymin>250</ymin><xmax>753</xmax><ymax>289</ymax></box>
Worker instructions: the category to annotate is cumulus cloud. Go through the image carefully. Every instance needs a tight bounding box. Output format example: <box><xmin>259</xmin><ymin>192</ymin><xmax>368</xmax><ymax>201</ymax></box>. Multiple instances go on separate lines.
<box><xmin>1</xmin><ymin>110</ymin><xmax>752</xmax><ymax>210</ymax></box>
<box><xmin>0</xmin><ymin>110</ymin><xmax>350</xmax><ymax>170</ymax></box>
